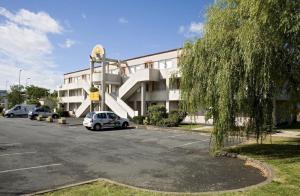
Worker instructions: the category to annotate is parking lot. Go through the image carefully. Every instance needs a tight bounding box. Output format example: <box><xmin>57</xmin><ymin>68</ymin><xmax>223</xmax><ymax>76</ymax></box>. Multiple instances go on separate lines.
<box><xmin>0</xmin><ymin>117</ymin><xmax>265</xmax><ymax>195</ymax></box>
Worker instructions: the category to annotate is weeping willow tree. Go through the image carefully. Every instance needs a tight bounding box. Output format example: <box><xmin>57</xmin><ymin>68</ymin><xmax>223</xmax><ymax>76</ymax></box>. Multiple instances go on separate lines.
<box><xmin>179</xmin><ymin>0</ymin><xmax>300</xmax><ymax>151</ymax></box>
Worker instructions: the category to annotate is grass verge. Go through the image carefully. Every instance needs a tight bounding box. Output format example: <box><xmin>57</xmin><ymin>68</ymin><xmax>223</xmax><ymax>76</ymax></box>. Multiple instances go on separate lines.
<box><xmin>44</xmin><ymin>137</ymin><xmax>299</xmax><ymax>196</ymax></box>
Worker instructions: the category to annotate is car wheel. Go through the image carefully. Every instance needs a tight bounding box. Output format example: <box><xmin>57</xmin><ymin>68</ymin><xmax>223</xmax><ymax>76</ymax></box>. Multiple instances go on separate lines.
<box><xmin>122</xmin><ymin>122</ymin><xmax>128</xmax><ymax>129</ymax></box>
<box><xmin>85</xmin><ymin>127</ymin><xmax>91</xmax><ymax>130</ymax></box>
<box><xmin>9</xmin><ymin>113</ymin><xmax>14</xmax><ymax>118</ymax></box>
<box><xmin>94</xmin><ymin>123</ymin><xmax>102</xmax><ymax>131</ymax></box>
<box><xmin>52</xmin><ymin>114</ymin><xmax>59</xmax><ymax>119</ymax></box>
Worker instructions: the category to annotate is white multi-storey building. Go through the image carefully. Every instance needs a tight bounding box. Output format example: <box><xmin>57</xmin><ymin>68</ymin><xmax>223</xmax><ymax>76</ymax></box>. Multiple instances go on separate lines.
<box><xmin>58</xmin><ymin>47</ymin><xmax>297</xmax><ymax>125</ymax></box>
<box><xmin>58</xmin><ymin>48</ymin><xmax>188</xmax><ymax>119</ymax></box>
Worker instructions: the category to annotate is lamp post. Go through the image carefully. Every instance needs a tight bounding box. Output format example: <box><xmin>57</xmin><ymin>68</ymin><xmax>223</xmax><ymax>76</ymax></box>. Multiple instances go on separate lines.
<box><xmin>18</xmin><ymin>69</ymin><xmax>22</xmax><ymax>89</ymax></box>
<box><xmin>26</xmin><ymin>78</ymin><xmax>31</xmax><ymax>87</ymax></box>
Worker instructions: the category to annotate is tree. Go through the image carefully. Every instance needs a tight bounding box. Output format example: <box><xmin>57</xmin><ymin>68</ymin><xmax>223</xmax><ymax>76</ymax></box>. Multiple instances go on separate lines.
<box><xmin>25</xmin><ymin>85</ymin><xmax>49</xmax><ymax>100</ymax></box>
<box><xmin>179</xmin><ymin>0</ymin><xmax>300</xmax><ymax>151</ymax></box>
<box><xmin>7</xmin><ymin>85</ymin><xmax>25</xmax><ymax>108</ymax></box>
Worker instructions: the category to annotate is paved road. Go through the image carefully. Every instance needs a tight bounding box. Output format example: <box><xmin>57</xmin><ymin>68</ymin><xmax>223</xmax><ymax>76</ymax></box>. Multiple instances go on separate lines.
<box><xmin>0</xmin><ymin>117</ymin><xmax>265</xmax><ymax>195</ymax></box>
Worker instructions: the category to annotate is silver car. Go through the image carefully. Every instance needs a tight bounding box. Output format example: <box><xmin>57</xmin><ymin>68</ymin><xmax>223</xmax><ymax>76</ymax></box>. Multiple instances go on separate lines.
<box><xmin>83</xmin><ymin>111</ymin><xmax>129</xmax><ymax>131</ymax></box>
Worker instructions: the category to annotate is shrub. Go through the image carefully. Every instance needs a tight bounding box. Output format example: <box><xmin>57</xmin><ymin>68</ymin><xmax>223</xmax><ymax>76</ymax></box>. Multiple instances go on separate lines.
<box><xmin>90</xmin><ymin>86</ymin><xmax>99</xmax><ymax>92</ymax></box>
<box><xmin>157</xmin><ymin>117</ymin><xmax>178</xmax><ymax>127</ymax></box>
<box><xmin>168</xmin><ymin>110</ymin><xmax>187</xmax><ymax>125</ymax></box>
<box><xmin>0</xmin><ymin>106</ymin><xmax>3</xmax><ymax>113</ymax></box>
<box><xmin>132</xmin><ymin>116</ymin><xmax>145</xmax><ymax>125</ymax></box>
<box><xmin>143</xmin><ymin>116</ymin><xmax>149</xmax><ymax>125</ymax></box>
<box><xmin>56</xmin><ymin>108</ymin><xmax>69</xmax><ymax>117</ymax></box>
<box><xmin>148</xmin><ymin>105</ymin><xmax>167</xmax><ymax>125</ymax></box>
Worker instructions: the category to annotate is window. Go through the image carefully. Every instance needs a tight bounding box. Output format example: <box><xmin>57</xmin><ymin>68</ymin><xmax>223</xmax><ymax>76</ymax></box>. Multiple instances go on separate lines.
<box><xmin>153</xmin><ymin>62</ymin><xmax>159</xmax><ymax>69</ymax></box>
<box><xmin>159</xmin><ymin>60</ymin><xmax>166</xmax><ymax>69</ymax></box>
<box><xmin>166</xmin><ymin>59</ymin><xmax>173</xmax><ymax>69</ymax></box>
<box><xmin>107</xmin><ymin>113</ymin><xmax>117</xmax><ymax>119</ymax></box>
<box><xmin>130</xmin><ymin>66</ymin><xmax>135</xmax><ymax>73</ymax></box>
<box><xmin>97</xmin><ymin>113</ymin><xmax>107</xmax><ymax>119</ymax></box>
<box><xmin>145</xmin><ymin>62</ymin><xmax>153</xmax><ymax>69</ymax></box>
<box><xmin>14</xmin><ymin>106</ymin><xmax>21</xmax><ymax>111</ymax></box>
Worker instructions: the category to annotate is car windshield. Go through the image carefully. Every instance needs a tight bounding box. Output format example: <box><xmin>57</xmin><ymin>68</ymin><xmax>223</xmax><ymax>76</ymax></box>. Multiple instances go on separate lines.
<box><xmin>85</xmin><ymin>112</ymin><xmax>95</xmax><ymax>118</ymax></box>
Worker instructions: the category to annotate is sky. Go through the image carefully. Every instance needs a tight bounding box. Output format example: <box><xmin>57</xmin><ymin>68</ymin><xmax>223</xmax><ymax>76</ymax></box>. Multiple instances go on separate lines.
<box><xmin>0</xmin><ymin>0</ymin><xmax>214</xmax><ymax>90</ymax></box>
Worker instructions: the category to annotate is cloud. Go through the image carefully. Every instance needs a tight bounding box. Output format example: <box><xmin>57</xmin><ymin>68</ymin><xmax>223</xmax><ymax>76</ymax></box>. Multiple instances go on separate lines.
<box><xmin>59</xmin><ymin>39</ymin><xmax>76</xmax><ymax>48</ymax></box>
<box><xmin>81</xmin><ymin>13</ymin><xmax>86</xmax><ymax>19</ymax></box>
<box><xmin>179</xmin><ymin>22</ymin><xmax>204</xmax><ymax>38</ymax></box>
<box><xmin>0</xmin><ymin>7</ymin><xmax>63</xmax><ymax>90</ymax></box>
<box><xmin>118</xmin><ymin>17</ymin><xmax>128</xmax><ymax>24</ymax></box>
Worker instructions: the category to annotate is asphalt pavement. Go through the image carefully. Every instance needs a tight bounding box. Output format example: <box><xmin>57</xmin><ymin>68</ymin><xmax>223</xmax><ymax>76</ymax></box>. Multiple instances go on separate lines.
<box><xmin>0</xmin><ymin>117</ymin><xmax>266</xmax><ymax>195</ymax></box>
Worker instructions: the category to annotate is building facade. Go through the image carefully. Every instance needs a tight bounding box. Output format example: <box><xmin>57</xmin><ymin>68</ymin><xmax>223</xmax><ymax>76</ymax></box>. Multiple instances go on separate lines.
<box><xmin>58</xmin><ymin>48</ymin><xmax>189</xmax><ymax>120</ymax></box>
<box><xmin>57</xmin><ymin>47</ymin><xmax>296</xmax><ymax>125</ymax></box>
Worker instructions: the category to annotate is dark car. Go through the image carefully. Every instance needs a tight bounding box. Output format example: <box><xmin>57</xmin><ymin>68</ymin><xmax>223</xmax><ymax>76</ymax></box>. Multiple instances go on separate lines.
<box><xmin>28</xmin><ymin>107</ymin><xmax>59</xmax><ymax>120</ymax></box>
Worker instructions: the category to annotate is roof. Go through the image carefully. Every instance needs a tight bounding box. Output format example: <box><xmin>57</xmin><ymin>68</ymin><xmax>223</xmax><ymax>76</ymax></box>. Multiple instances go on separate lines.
<box><xmin>64</xmin><ymin>47</ymin><xmax>182</xmax><ymax>76</ymax></box>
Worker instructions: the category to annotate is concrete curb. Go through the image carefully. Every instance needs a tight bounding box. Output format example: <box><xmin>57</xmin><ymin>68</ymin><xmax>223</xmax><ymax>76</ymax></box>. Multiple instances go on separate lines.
<box><xmin>135</xmin><ymin>125</ymin><xmax>211</xmax><ymax>135</ymax></box>
<box><xmin>25</xmin><ymin>155</ymin><xmax>274</xmax><ymax>196</ymax></box>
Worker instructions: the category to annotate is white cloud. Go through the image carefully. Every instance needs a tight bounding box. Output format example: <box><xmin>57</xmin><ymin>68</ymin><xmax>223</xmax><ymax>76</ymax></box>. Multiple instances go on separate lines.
<box><xmin>179</xmin><ymin>22</ymin><xmax>204</xmax><ymax>38</ymax></box>
<box><xmin>118</xmin><ymin>17</ymin><xmax>128</xmax><ymax>24</ymax></box>
<box><xmin>59</xmin><ymin>39</ymin><xmax>76</xmax><ymax>48</ymax></box>
<box><xmin>81</xmin><ymin>13</ymin><xmax>86</xmax><ymax>19</ymax></box>
<box><xmin>0</xmin><ymin>7</ymin><xmax>62</xmax><ymax>33</ymax></box>
<box><xmin>0</xmin><ymin>7</ymin><xmax>63</xmax><ymax>90</ymax></box>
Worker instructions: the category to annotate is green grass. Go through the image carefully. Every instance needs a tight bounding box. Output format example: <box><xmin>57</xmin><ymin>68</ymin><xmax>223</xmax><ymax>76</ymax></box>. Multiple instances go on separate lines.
<box><xmin>45</xmin><ymin>137</ymin><xmax>300</xmax><ymax>196</ymax></box>
<box><xmin>177</xmin><ymin>124</ymin><xmax>213</xmax><ymax>133</ymax></box>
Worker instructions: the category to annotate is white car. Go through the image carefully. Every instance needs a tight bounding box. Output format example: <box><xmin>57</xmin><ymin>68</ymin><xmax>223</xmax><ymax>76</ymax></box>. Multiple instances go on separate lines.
<box><xmin>83</xmin><ymin>111</ymin><xmax>129</xmax><ymax>131</ymax></box>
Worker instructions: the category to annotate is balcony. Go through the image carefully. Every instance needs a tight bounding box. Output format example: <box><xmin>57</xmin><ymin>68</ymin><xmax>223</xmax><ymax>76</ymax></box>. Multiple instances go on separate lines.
<box><xmin>93</xmin><ymin>72</ymin><xmax>121</xmax><ymax>85</ymax></box>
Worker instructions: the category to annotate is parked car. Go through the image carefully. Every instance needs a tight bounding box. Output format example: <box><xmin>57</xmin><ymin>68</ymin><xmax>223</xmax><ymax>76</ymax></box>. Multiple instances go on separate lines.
<box><xmin>4</xmin><ymin>104</ymin><xmax>36</xmax><ymax>118</ymax></box>
<box><xmin>28</xmin><ymin>107</ymin><xmax>59</xmax><ymax>120</ymax></box>
<box><xmin>83</xmin><ymin>111</ymin><xmax>129</xmax><ymax>131</ymax></box>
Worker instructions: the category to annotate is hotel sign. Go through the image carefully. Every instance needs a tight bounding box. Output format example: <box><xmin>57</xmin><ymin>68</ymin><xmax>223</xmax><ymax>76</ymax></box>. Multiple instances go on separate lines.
<box><xmin>89</xmin><ymin>92</ymin><xmax>100</xmax><ymax>101</ymax></box>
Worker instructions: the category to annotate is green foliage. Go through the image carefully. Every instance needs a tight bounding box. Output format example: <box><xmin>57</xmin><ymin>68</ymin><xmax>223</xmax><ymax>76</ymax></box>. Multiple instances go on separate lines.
<box><xmin>169</xmin><ymin>110</ymin><xmax>187</xmax><ymax>124</ymax></box>
<box><xmin>7</xmin><ymin>85</ymin><xmax>25</xmax><ymax>108</ymax></box>
<box><xmin>90</xmin><ymin>86</ymin><xmax>99</xmax><ymax>92</ymax></box>
<box><xmin>43</xmin><ymin>96</ymin><xmax>58</xmax><ymax>111</ymax></box>
<box><xmin>148</xmin><ymin>105</ymin><xmax>167</xmax><ymax>125</ymax></box>
<box><xmin>27</xmin><ymin>99</ymin><xmax>40</xmax><ymax>106</ymax></box>
<box><xmin>25</xmin><ymin>85</ymin><xmax>49</xmax><ymax>100</ymax></box>
<box><xmin>179</xmin><ymin>0</ymin><xmax>300</xmax><ymax>151</ymax></box>
<box><xmin>132</xmin><ymin>116</ymin><xmax>145</xmax><ymax>125</ymax></box>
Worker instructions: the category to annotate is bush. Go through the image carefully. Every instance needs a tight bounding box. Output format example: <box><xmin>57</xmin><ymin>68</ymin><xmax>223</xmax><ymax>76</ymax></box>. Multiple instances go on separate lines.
<box><xmin>157</xmin><ymin>117</ymin><xmax>178</xmax><ymax>127</ymax></box>
<box><xmin>0</xmin><ymin>106</ymin><xmax>3</xmax><ymax>113</ymax></box>
<box><xmin>148</xmin><ymin>105</ymin><xmax>167</xmax><ymax>125</ymax></box>
<box><xmin>90</xmin><ymin>86</ymin><xmax>99</xmax><ymax>92</ymax></box>
<box><xmin>168</xmin><ymin>110</ymin><xmax>187</xmax><ymax>125</ymax></box>
<box><xmin>56</xmin><ymin>108</ymin><xmax>69</xmax><ymax>117</ymax></box>
<box><xmin>132</xmin><ymin>116</ymin><xmax>145</xmax><ymax>125</ymax></box>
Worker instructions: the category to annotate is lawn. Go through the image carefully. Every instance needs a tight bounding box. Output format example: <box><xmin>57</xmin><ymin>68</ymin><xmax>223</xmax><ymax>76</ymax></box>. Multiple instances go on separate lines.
<box><xmin>44</xmin><ymin>137</ymin><xmax>299</xmax><ymax>196</ymax></box>
<box><xmin>177</xmin><ymin>123</ymin><xmax>213</xmax><ymax>133</ymax></box>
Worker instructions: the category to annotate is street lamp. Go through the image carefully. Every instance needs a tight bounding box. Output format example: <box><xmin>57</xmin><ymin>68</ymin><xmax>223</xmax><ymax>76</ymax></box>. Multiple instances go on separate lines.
<box><xmin>26</xmin><ymin>78</ymin><xmax>31</xmax><ymax>87</ymax></box>
<box><xmin>18</xmin><ymin>69</ymin><xmax>22</xmax><ymax>89</ymax></box>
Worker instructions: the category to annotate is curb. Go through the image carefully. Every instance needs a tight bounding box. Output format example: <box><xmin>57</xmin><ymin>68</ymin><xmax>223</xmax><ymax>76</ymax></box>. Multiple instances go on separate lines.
<box><xmin>135</xmin><ymin>125</ymin><xmax>211</xmax><ymax>135</ymax></box>
<box><xmin>25</xmin><ymin>156</ymin><xmax>274</xmax><ymax>196</ymax></box>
